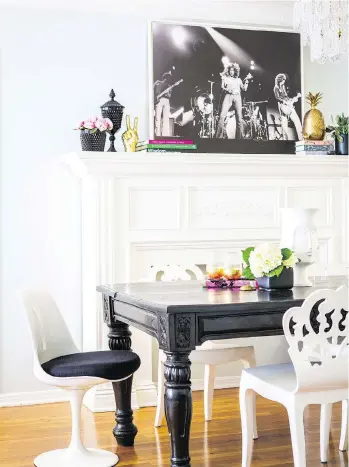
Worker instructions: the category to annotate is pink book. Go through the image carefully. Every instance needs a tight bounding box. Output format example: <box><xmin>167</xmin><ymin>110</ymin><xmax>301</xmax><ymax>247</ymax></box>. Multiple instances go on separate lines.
<box><xmin>149</xmin><ymin>140</ymin><xmax>194</xmax><ymax>145</ymax></box>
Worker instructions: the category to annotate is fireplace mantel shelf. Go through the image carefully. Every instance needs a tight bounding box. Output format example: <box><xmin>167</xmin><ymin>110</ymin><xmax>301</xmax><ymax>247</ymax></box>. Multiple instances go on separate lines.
<box><xmin>64</xmin><ymin>152</ymin><xmax>348</xmax><ymax>178</ymax></box>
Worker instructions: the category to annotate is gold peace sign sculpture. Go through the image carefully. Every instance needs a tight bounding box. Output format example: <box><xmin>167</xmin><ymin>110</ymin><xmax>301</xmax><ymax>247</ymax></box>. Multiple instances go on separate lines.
<box><xmin>122</xmin><ymin>115</ymin><xmax>139</xmax><ymax>152</ymax></box>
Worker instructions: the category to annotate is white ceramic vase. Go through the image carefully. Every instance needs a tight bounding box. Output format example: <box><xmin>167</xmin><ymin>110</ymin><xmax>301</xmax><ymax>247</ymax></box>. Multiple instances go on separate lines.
<box><xmin>280</xmin><ymin>208</ymin><xmax>319</xmax><ymax>286</ymax></box>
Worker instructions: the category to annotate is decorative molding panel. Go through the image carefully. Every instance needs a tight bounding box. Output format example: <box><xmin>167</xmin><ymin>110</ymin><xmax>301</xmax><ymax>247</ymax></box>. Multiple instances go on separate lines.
<box><xmin>188</xmin><ymin>186</ymin><xmax>279</xmax><ymax>229</ymax></box>
<box><xmin>129</xmin><ymin>187</ymin><xmax>180</xmax><ymax>230</ymax></box>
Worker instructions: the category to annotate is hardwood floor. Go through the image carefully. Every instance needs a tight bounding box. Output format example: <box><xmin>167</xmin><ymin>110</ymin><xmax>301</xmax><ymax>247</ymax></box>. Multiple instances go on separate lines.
<box><xmin>0</xmin><ymin>389</ymin><xmax>347</xmax><ymax>467</ymax></box>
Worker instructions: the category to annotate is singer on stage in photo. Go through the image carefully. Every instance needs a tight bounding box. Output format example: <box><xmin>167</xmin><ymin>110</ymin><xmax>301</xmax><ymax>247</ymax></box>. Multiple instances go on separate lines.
<box><xmin>154</xmin><ymin>72</ymin><xmax>172</xmax><ymax>136</ymax></box>
<box><xmin>273</xmin><ymin>73</ymin><xmax>302</xmax><ymax>140</ymax></box>
<box><xmin>216</xmin><ymin>63</ymin><xmax>251</xmax><ymax>139</ymax></box>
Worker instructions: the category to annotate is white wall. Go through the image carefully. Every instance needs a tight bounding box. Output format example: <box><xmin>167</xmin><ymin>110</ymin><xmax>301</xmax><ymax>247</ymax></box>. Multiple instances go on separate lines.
<box><xmin>0</xmin><ymin>0</ymin><xmax>348</xmax><ymax>399</ymax></box>
<box><xmin>303</xmin><ymin>46</ymin><xmax>349</xmax><ymax>122</ymax></box>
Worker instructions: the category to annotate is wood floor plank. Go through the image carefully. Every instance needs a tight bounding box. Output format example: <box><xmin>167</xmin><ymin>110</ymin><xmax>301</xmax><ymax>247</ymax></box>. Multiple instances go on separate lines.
<box><xmin>0</xmin><ymin>389</ymin><xmax>347</xmax><ymax>466</ymax></box>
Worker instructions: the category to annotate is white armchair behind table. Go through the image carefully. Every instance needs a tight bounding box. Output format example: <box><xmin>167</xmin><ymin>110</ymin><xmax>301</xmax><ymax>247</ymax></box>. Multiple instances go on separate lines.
<box><xmin>143</xmin><ymin>264</ymin><xmax>257</xmax><ymax>435</ymax></box>
<box><xmin>239</xmin><ymin>285</ymin><xmax>348</xmax><ymax>467</ymax></box>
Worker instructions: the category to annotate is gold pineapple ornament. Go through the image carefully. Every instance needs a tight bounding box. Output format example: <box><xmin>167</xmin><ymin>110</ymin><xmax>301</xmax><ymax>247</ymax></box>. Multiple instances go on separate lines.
<box><xmin>302</xmin><ymin>92</ymin><xmax>325</xmax><ymax>140</ymax></box>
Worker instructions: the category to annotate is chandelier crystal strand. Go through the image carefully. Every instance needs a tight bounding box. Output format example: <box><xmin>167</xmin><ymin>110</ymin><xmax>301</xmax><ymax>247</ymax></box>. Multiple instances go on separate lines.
<box><xmin>294</xmin><ymin>0</ymin><xmax>348</xmax><ymax>63</ymax></box>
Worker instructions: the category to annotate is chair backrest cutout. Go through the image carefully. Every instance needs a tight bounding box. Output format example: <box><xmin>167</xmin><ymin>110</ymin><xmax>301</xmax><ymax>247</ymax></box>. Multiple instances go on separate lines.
<box><xmin>283</xmin><ymin>286</ymin><xmax>348</xmax><ymax>392</ymax></box>
<box><xmin>145</xmin><ymin>264</ymin><xmax>204</xmax><ymax>282</ymax></box>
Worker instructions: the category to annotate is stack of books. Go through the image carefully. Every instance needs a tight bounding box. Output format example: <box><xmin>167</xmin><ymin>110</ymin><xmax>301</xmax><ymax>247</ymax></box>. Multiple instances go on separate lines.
<box><xmin>136</xmin><ymin>139</ymin><xmax>197</xmax><ymax>153</ymax></box>
<box><xmin>295</xmin><ymin>140</ymin><xmax>334</xmax><ymax>156</ymax></box>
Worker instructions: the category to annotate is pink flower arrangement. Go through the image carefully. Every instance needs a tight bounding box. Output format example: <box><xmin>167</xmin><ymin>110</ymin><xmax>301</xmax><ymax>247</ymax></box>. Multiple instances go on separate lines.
<box><xmin>77</xmin><ymin>116</ymin><xmax>113</xmax><ymax>133</ymax></box>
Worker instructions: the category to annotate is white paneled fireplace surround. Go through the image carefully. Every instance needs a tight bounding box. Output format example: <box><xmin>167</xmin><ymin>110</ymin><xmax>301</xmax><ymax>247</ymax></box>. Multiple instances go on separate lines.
<box><xmin>65</xmin><ymin>152</ymin><xmax>348</xmax><ymax>412</ymax></box>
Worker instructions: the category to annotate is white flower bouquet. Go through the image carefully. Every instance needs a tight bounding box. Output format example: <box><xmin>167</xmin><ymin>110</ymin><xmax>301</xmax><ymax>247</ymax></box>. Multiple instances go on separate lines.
<box><xmin>242</xmin><ymin>243</ymin><xmax>298</xmax><ymax>280</ymax></box>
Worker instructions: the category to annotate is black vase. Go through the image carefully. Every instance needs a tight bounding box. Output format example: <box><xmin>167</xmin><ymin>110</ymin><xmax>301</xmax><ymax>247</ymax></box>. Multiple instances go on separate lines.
<box><xmin>257</xmin><ymin>267</ymin><xmax>294</xmax><ymax>291</ymax></box>
<box><xmin>100</xmin><ymin>89</ymin><xmax>124</xmax><ymax>152</ymax></box>
<box><xmin>335</xmin><ymin>134</ymin><xmax>348</xmax><ymax>156</ymax></box>
<box><xmin>80</xmin><ymin>130</ymin><xmax>106</xmax><ymax>151</ymax></box>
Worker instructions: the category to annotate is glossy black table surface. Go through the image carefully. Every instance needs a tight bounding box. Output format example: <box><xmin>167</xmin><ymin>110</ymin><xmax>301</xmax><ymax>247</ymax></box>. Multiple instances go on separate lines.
<box><xmin>99</xmin><ymin>276</ymin><xmax>346</xmax><ymax>311</ymax></box>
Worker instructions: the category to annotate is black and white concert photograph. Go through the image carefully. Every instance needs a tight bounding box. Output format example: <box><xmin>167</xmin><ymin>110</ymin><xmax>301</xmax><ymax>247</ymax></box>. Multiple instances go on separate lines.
<box><xmin>150</xmin><ymin>21</ymin><xmax>303</xmax><ymax>154</ymax></box>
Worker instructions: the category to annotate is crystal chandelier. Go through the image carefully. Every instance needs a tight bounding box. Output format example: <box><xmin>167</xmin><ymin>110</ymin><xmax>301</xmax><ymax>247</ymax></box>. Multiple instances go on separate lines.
<box><xmin>294</xmin><ymin>0</ymin><xmax>349</xmax><ymax>63</ymax></box>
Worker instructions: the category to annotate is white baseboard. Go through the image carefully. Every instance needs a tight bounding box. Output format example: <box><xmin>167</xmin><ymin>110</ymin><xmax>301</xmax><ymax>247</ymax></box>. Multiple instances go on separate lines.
<box><xmin>192</xmin><ymin>375</ymin><xmax>241</xmax><ymax>391</ymax></box>
<box><xmin>0</xmin><ymin>375</ymin><xmax>241</xmax><ymax>411</ymax></box>
<box><xmin>83</xmin><ymin>384</ymin><xmax>116</xmax><ymax>413</ymax></box>
<box><xmin>83</xmin><ymin>380</ymin><xmax>158</xmax><ymax>412</ymax></box>
<box><xmin>135</xmin><ymin>381</ymin><xmax>158</xmax><ymax>408</ymax></box>
<box><xmin>82</xmin><ymin>382</ymin><xmax>142</xmax><ymax>412</ymax></box>
<box><xmin>0</xmin><ymin>389</ymin><xmax>69</xmax><ymax>407</ymax></box>
<box><xmin>85</xmin><ymin>376</ymin><xmax>241</xmax><ymax>412</ymax></box>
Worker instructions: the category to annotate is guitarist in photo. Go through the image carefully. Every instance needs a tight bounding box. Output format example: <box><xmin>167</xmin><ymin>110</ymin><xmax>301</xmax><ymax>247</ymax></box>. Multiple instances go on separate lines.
<box><xmin>274</xmin><ymin>73</ymin><xmax>302</xmax><ymax>140</ymax></box>
<box><xmin>216</xmin><ymin>63</ymin><xmax>252</xmax><ymax>139</ymax></box>
<box><xmin>154</xmin><ymin>72</ymin><xmax>172</xmax><ymax>136</ymax></box>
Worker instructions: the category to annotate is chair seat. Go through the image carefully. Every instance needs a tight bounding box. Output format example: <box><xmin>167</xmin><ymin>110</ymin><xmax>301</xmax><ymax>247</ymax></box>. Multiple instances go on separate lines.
<box><xmin>42</xmin><ymin>350</ymin><xmax>140</xmax><ymax>381</ymax></box>
<box><xmin>242</xmin><ymin>362</ymin><xmax>297</xmax><ymax>393</ymax></box>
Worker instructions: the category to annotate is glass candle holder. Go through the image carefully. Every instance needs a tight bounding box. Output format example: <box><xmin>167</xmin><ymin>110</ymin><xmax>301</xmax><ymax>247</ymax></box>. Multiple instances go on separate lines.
<box><xmin>206</xmin><ymin>252</ymin><xmax>225</xmax><ymax>280</ymax></box>
<box><xmin>223</xmin><ymin>252</ymin><xmax>242</xmax><ymax>280</ymax></box>
<box><xmin>223</xmin><ymin>264</ymin><xmax>242</xmax><ymax>280</ymax></box>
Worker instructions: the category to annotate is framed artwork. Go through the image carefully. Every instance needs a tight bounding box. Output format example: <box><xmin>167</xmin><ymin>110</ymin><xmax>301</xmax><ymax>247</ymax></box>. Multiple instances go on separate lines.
<box><xmin>148</xmin><ymin>21</ymin><xmax>303</xmax><ymax>154</ymax></box>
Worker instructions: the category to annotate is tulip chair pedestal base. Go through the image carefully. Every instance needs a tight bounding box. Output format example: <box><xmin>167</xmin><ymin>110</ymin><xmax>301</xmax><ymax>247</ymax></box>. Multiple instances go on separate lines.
<box><xmin>34</xmin><ymin>448</ymin><xmax>119</xmax><ymax>467</ymax></box>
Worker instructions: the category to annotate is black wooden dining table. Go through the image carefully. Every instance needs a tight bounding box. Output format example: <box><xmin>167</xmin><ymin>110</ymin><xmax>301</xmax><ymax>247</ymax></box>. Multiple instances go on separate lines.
<box><xmin>97</xmin><ymin>276</ymin><xmax>346</xmax><ymax>467</ymax></box>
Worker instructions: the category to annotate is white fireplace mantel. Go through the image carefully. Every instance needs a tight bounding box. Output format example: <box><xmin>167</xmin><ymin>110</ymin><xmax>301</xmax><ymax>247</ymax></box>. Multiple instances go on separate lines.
<box><xmin>65</xmin><ymin>152</ymin><xmax>348</xmax><ymax>178</ymax></box>
<box><xmin>64</xmin><ymin>152</ymin><xmax>348</xmax><ymax>412</ymax></box>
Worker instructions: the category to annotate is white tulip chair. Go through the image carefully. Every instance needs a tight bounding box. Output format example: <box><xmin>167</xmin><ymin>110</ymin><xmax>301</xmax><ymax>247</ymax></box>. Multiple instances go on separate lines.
<box><xmin>19</xmin><ymin>289</ymin><xmax>141</xmax><ymax>467</ymax></box>
<box><xmin>239</xmin><ymin>285</ymin><xmax>348</xmax><ymax>467</ymax></box>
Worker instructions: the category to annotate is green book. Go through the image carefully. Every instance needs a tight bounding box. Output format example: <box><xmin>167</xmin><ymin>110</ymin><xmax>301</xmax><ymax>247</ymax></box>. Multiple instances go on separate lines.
<box><xmin>136</xmin><ymin>148</ymin><xmax>197</xmax><ymax>153</ymax></box>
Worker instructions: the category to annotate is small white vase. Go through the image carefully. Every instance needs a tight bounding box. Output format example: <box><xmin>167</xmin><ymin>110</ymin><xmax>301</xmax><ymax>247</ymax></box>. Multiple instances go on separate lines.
<box><xmin>280</xmin><ymin>208</ymin><xmax>319</xmax><ymax>286</ymax></box>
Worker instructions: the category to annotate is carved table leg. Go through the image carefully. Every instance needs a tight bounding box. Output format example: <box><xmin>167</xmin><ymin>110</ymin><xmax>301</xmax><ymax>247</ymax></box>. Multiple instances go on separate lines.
<box><xmin>107</xmin><ymin>320</ymin><xmax>138</xmax><ymax>446</ymax></box>
<box><xmin>164</xmin><ymin>351</ymin><xmax>192</xmax><ymax>467</ymax></box>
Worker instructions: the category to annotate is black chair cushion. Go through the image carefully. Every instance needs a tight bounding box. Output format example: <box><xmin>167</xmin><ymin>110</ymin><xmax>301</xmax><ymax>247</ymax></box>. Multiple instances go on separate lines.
<box><xmin>42</xmin><ymin>350</ymin><xmax>141</xmax><ymax>381</ymax></box>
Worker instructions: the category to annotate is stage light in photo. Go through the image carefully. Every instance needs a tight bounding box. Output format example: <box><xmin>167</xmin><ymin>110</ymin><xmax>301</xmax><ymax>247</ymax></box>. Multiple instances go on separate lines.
<box><xmin>171</xmin><ymin>26</ymin><xmax>189</xmax><ymax>49</ymax></box>
<box><xmin>207</xmin><ymin>27</ymin><xmax>262</xmax><ymax>72</ymax></box>
<box><xmin>221</xmin><ymin>56</ymin><xmax>231</xmax><ymax>67</ymax></box>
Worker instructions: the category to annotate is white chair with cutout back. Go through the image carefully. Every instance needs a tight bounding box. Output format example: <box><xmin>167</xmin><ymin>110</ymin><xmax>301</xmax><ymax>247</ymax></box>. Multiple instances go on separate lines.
<box><xmin>19</xmin><ymin>289</ymin><xmax>141</xmax><ymax>467</ymax></box>
<box><xmin>145</xmin><ymin>264</ymin><xmax>257</xmax><ymax>436</ymax></box>
<box><xmin>239</xmin><ymin>285</ymin><xmax>348</xmax><ymax>467</ymax></box>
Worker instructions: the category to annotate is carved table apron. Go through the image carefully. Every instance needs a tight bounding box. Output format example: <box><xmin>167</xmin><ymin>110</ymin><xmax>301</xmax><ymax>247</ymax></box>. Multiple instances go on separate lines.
<box><xmin>97</xmin><ymin>277</ymin><xmax>346</xmax><ymax>467</ymax></box>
